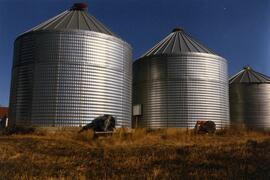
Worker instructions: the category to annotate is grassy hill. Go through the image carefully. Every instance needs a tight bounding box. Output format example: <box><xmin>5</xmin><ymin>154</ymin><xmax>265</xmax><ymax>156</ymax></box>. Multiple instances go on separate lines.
<box><xmin>0</xmin><ymin>127</ymin><xmax>270</xmax><ymax>179</ymax></box>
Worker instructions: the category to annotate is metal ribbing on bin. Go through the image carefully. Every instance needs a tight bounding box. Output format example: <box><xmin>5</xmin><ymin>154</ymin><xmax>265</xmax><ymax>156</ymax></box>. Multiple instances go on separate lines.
<box><xmin>229</xmin><ymin>66</ymin><xmax>270</xmax><ymax>130</ymax></box>
<box><xmin>133</xmin><ymin>28</ymin><xmax>229</xmax><ymax>129</ymax></box>
<box><xmin>9</xmin><ymin>3</ymin><xmax>132</xmax><ymax>127</ymax></box>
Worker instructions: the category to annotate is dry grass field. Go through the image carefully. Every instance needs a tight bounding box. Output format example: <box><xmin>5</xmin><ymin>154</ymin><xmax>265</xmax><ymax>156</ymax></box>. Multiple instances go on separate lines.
<box><xmin>0</xmin><ymin>127</ymin><xmax>270</xmax><ymax>179</ymax></box>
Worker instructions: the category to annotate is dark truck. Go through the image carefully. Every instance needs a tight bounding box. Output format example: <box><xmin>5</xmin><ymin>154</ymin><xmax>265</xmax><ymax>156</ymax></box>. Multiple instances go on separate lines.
<box><xmin>79</xmin><ymin>114</ymin><xmax>116</xmax><ymax>133</ymax></box>
<box><xmin>194</xmin><ymin>121</ymin><xmax>216</xmax><ymax>134</ymax></box>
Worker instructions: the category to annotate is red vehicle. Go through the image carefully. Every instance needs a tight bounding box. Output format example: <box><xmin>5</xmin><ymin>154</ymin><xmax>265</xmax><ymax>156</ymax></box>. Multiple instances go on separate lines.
<box><xmin>0</xmin><ymin>107</ymin><xmax>8</xmax><ymax>119</ymax></box>
<box><xmin>0</xmin><ymin>107</ymin><xmax>8</xmax><ymax>127</ymax></box>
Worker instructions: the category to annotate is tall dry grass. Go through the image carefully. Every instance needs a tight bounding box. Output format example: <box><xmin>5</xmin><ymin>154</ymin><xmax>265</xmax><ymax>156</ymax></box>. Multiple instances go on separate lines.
<box><xmin>0</xmin><ymin>127</ymin><xmax>269</xmax><ymax>179</ymax></box>
<box><xmin>5</xmin><ymin>126</ymin><xmax>269</xmax><ymax>147</ymax></box>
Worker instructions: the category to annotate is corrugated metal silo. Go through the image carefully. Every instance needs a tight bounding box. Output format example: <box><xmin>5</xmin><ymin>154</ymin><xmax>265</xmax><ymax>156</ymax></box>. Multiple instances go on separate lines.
<box><xmin>133</xmin><ymin>28</ymin><xmax>229</xmax><ymax>129</ymax></box>
<box><xmin>230</xmin><ymin>66</ymin><xmax>270</xmax><ymax>129</ymax></box>
<box><xmin>9</xmin><ymin>3</ymin><xmax>132</xmax><ymax>127</ymax></box>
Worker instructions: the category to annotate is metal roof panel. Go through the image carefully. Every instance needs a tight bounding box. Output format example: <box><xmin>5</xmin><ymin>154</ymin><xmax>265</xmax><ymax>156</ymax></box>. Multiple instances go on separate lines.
<box><xmin>229</xmin><ymin>66</ymin><xmax>270</xmax><ymax>84</ymax></box>
<box><xmin>142</xmin><ymin>28</ymin><xmax>215</xmax><ymax>57</ymax></box>
<box><xmin>23</xmin><ymin>3</ymin><xmax>116</xmax><ymax>36</ymax></box>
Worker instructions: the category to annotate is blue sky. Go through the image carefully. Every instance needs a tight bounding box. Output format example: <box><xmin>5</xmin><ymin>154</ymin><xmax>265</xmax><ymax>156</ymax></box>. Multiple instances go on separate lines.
<box><xmin>0</xmin><ymin>0</ymin><xmax>270</xmax><ymax>106</ymax></box>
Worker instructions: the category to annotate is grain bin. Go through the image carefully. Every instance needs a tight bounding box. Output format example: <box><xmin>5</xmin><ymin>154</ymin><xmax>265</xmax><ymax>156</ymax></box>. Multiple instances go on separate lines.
<box><xmin>230</xmin><ymin>66</ymin><xmax>270</xmax><ymax>130</ymax></box>
<box><xmin>133</xmin><ymin>28</ymin><xmax>229</xmax><ymax>129</ymax></box>
<box><xmin>9</xmin><ymin>3</ymin><xmax>132</xmax><ymax>127</ymax></box>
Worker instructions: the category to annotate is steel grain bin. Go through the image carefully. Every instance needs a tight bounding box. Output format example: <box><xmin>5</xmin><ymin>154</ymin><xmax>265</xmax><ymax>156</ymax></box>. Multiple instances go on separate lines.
<box><xmin>230</xmin><ymin>66</ymin><xmax>270</xmax><ymax>129</ymax></box>
<box><xmin>9</xmin><ymin>3</ymin><xmax>132</xmax><ymax>127</ymax></box>
<box><xmin>133</xmin><ymin>28</ymin><xmax>229</xmax><ymax>129</ymax></box>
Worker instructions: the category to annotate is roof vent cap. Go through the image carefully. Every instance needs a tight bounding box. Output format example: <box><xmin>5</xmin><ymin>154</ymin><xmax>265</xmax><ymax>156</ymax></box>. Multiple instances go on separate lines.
<box><xmin>244</xmin><ymin>65</ymin><xmax>252</xmax><ymax>71</ymax></box>
<box><xmin>71</xmin><ymin>3</ymin><xmax>88</xmax><ymax>11</ymax></box>
<box><xmin>172</xmin><ymin>27</ymin><xmax>184</xmax><ymax>33</ymax></box>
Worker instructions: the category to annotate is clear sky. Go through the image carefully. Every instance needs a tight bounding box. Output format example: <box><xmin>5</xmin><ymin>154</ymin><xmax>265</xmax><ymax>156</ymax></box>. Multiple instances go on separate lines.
<box><xmin>0</xmin><ymin>0</ymin><xmax>270</xmax><ymax>106</ymax></box>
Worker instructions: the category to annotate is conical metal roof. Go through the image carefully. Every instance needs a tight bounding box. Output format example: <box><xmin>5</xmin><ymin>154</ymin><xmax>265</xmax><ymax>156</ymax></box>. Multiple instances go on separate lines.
<box><xmin>230</xmin><ymin>66</ymin><xmax>270</xmax><ymax>84</ymax></box>
<box><xmin>24</xmin><ymin>3</ymin><xmax>115</xmax><ymax>36</ymax></box>
<box><xmin>142</xmin><ymin>28</ymin><xmax>215</xmax><ymax>57</ymax></box>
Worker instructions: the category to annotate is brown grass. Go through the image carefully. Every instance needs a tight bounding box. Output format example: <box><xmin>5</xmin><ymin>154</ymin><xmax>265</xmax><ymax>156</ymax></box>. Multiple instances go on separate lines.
<box><xmin>0</xmin><ymin>127</ymin><xmax>269</xmax><ymax>179</ymax></box>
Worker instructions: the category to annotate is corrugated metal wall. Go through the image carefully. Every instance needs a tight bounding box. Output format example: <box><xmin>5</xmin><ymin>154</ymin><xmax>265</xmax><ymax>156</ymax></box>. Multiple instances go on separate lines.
<box><xmin>9</xmin><ymin>31</ymin><xmax>132</xmax><ymax>127</ymax></box>
<box><xmin>230</xmin><ymin>84</ymin><xmax>270</xmax><ymax>129</ymax></box>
